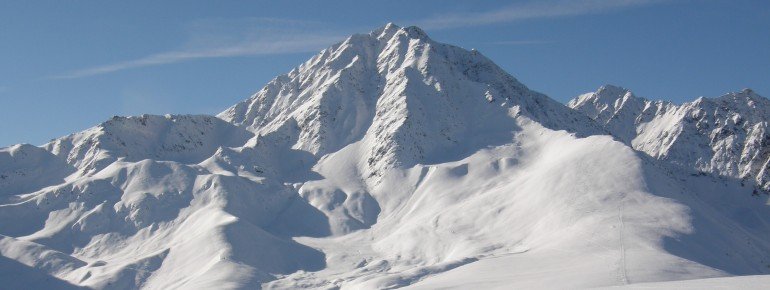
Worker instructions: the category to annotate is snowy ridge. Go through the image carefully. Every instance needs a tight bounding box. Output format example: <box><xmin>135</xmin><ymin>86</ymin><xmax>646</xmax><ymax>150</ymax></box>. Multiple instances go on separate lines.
<box><xmin>0</xmin><ymin>24</ymin><xmax>768</xmax><ymax>289</ymax></box>
<box><xmin>43</xmin><ymin>114</ymin><xmax>254</xmax><ymax>175</ymax></box>
<box><xmin>570</xmin><ymin>85</ymin><xmax>770</xmax><ymax>192</ymax></box>
<box><xmin>0</xmin><ymin>144</ymin><xmax>74</xmax><ymax>199</ymax></box>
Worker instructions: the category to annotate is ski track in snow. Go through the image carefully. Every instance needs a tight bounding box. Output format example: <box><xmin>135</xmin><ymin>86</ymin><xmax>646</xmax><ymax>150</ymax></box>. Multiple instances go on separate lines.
<box><xmin>618</xmin><ymin>202</ymin><xmax>629</xmax><ymax>285</ymax></box>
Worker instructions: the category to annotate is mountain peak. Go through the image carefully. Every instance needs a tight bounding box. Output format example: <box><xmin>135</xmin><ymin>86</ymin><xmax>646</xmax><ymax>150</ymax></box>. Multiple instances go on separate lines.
<box><xmin>368</xmin><ymin>23</ymin><xmax>431</xmax><ymax>43</ymax></box>
<box><xmin>594</xmin><ymin>84</ymin><xmax>638</xmax><ymax>102</ymax></box>
<box><xmin>714</xmin><ymin>88</ymin><xmax>768</xmax><ymax>106</ymax></box>
<box><xmin>403</xmin><ymin>25</ymin><xmax>429</xmax><ymax>40</ymax></box>
<box><xmin>596</xmin><ymin>84</ymin><xmax>631</xmax><ymax>96</ymax></box>
<box><xmin>370</xmin><ymin>22</ymin><xmax>401</xmax><ymax>39</ymax></box>
<box><xmin>567</xmin><ymin>84</ymin><xmax>640</xmax><ymax>111</ymax></box>
<box><xmin>220</xmin><ymin>23</ymin><xmax>597</xmax><ymax>174</ymax></box>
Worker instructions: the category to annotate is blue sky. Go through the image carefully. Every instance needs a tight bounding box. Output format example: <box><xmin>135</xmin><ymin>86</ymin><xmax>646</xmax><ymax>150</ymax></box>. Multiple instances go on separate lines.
<box><xmin>1</xmin><ymin>0</ymin><xmax>768</xmax><ymax>147</ymax></box>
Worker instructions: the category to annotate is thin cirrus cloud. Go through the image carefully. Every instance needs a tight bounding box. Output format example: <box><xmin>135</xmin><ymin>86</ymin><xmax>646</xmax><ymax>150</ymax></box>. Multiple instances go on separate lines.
<box><xmin>50</xmin><ymin>35</ymin><xmax>341</xmax><ymax>79</ymax></box>
<box><xmin>414</xmin><ymin>0</ymin><xmax>669</xmax><ymax>30</ymax></box>
<box><xmin>50</xmin><ymin>18</ymin><xmax>343</xmax><ymax>80</ymax></box>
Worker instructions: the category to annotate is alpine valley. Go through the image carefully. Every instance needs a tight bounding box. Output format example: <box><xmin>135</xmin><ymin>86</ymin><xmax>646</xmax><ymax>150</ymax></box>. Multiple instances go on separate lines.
<box><xmin>1</xmin><ymin>24</ymin><xmax>769</xmax><ymax>289</ymax></box>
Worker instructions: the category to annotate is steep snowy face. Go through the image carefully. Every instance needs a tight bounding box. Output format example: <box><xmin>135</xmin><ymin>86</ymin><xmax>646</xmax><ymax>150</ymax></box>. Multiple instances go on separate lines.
<box><xmin>219</xmin><ymin>23</ymin><xmax>597</xmax><ymax>175</ymax></box>
<box><xmin>570</xmin><ymin>86</ymin><xmax>770</xmax><ymax>191</ymax></box>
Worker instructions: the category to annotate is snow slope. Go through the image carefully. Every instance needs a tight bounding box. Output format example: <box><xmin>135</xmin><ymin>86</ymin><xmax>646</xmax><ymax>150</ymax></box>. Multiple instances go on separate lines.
<box><xmin>1</xmin><ymin>24</ymin><xmax>769</xmax><ymax>289</ymax></box>
<box><xmin>266</xmin><ymin>119</ymin><xmax>770</xmax><ymax>289</ymax></box>
<box><xmin>598</xmin><ymin>274</ymin><xmax>770</xmax><ymax>289</ymax></box>
<box><xmin>569</xmin><ymin>85</ymin><xmax>770</xmax><ymax>192</ymax></box>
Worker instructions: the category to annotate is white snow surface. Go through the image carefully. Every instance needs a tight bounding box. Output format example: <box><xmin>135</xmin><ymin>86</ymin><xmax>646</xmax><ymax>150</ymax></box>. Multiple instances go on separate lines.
<box><xmin>1</xmin><ymin>24</ymin><xmax>769</xmax><ymax>289</ymax></box>
<box><xmin>569</xmin><ymin>85</ymin><xmax>770</xmax><ymax>192</ymax></box>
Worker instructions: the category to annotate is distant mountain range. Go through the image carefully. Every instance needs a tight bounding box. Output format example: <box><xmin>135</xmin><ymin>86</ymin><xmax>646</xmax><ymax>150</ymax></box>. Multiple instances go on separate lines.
<box><xmin>570</xmin><ymin>85</ymin><xmax>770</xmax><ymax>193</ymax></box>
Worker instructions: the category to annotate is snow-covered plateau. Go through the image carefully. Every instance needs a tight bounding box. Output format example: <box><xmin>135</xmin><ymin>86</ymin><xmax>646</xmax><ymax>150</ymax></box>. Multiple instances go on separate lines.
<box><xmin>1</xmin><ymin>23</ymin><xmax>769</xmax><ymax>289</ymax></box>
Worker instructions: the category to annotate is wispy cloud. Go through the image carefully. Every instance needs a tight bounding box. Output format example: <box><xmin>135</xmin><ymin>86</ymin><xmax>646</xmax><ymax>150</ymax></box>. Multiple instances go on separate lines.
<box><xmin>415</xmin><ymin>0</ymin><xmax>669</xmax><ymax>30</ymax></box>
<box><xmin>51</xmin><ymin>36</ymin><xmax>340</xmax><ymax>79</ymax></box>
<box><xmin>51</xmin><ymin>18</ymin><xmax>342</xmax><ymax>79</ymax></box>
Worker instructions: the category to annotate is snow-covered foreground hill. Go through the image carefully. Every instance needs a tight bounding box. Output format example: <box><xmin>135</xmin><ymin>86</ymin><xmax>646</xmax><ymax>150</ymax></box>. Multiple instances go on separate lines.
<box><xmin>1</xmin><ymin>24</ymin><xmax>769</xmax><ymax>289</ymax></box>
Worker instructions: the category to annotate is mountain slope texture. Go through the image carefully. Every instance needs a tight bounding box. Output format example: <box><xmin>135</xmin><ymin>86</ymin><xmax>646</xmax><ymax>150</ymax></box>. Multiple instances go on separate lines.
<box><xmin>1</xmin><ymin>24</ymin><xmax>769</xmax><ymax>289</ymax></box>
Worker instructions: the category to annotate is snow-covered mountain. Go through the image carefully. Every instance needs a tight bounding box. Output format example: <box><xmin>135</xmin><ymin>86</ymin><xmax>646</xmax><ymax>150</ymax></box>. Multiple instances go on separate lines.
<box><xmin>569</xmin><ymin>85</ymin><xmax>770</xmax><ymax>193</ymax></box>
<box><xmin>1</xmin><ymin>24</ymin><xmax>769</xmax><ymax>289</ymax></box>
<box><xmin>218</xmin><ymin>23</ymin><xmax>598</xmax><ymax>176</ymax></box>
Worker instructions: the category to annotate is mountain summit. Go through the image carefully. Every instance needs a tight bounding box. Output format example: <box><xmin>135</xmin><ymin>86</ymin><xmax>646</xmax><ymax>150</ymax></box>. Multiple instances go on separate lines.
<box><xmin>1</xmin><ymin>24</ymin><xmax>769</xmax><ymax>289</ymax></box>
<box><xmin>219</xmin><ymin>23</ymin><xmax>597</xmax><ymax>176</ymax></box>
